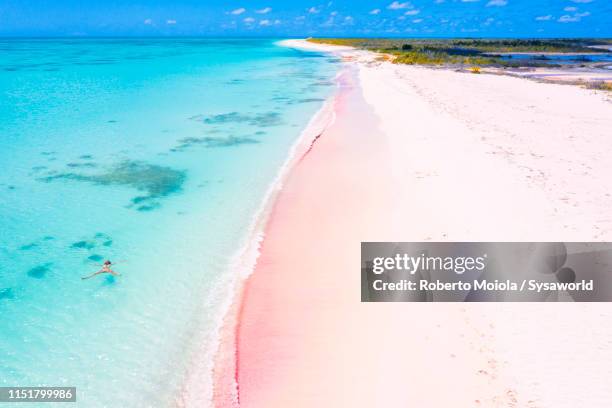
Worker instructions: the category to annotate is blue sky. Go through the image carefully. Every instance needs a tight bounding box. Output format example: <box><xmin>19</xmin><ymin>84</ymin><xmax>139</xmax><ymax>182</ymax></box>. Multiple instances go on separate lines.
<box><xmin>0</xmin><ymin>0</ymin><xmax>610</xmax><ymax>37</ymax></box>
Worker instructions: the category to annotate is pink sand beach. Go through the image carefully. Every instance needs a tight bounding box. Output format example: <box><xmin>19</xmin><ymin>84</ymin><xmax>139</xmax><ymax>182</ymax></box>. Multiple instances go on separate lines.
<box><xmin>210</xmin><ymin>40</ymin><xmax>612</xmax><ymax>408</ymax></box>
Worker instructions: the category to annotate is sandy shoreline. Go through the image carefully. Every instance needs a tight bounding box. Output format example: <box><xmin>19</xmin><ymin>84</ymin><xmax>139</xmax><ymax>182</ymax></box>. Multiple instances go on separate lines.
<box><xmin>211</xmin><ymin>39</ymin><xmax>612</xmax><ymax>407</ymax></box>
<box><xmin>174</xmin><ymin>63</ymin><xmax>341</xmax><ymax>406</ymax></box>
<box><xmin>176</xmin><ymin>61</ymin><xmax>343</xmax><ymax>407</ymax></box>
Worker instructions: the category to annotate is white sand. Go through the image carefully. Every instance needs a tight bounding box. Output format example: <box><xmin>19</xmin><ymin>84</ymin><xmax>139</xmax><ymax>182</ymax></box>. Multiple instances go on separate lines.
<box><xmin>484</xmin><ymin>67</ymin><xmax>612</xmax><ymax>84</ymax></box>
<box><xmin>354</xmin><ymin>42</ymin><xmax>612</xmax><ymax>407</ymax></box>
<box><xmin>358</xmin><ymin>56</ymin><xmax>612</xmax><ymax>241</ymax></box>
<box><xmin>222</xmin><ymin>40</ymin><xmax>612</xmax><ymax>408</ymax></box>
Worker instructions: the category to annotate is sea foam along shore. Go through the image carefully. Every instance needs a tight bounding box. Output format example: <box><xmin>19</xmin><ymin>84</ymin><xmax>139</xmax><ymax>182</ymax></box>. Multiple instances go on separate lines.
<box><xmin>176</xmin><ymin>41</ymin><xmax>344</xmax><ymax>408</ymax></box>
<box><xmin>211</xmin><ymin>39</ymin><xmax>612</xmax><ymax>408</ymax></box>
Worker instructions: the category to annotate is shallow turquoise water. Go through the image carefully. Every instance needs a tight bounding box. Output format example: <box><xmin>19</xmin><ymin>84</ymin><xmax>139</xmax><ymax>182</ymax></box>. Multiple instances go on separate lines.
<box><xmin>0</xmin><ymin>39</ymin><xmax>338</xmax><ymax>406</ymax></box>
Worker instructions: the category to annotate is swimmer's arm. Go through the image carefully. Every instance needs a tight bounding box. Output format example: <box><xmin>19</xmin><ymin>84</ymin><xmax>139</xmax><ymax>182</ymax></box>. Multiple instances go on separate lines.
<box><xmin>109</xmin><ymin>269</ymin><xmax>121</xmax><ymax>276</ymax></box>
<box><xmin>81</xmin><ymin>270</ymin><xmax>104</xmax><ymax>280</ymax></box>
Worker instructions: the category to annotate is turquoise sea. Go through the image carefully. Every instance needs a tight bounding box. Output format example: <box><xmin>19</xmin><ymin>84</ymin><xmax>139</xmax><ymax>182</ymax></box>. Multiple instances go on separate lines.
<box><xmin>0</xmin><ymin>39</ymin><xmax>338</xmax><ymax>406</ymax></box>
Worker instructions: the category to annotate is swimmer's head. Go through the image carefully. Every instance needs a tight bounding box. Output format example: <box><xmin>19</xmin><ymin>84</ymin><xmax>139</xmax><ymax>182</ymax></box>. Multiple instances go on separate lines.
<box><xmin>104</xmin><ymin>260</ymin><xmax>111</xmax><ymax>265</ymax></box>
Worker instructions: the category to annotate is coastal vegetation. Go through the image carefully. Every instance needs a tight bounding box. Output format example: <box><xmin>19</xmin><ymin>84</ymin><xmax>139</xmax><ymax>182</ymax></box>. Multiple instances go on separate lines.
<box><xmin>308</xmin><ymin>38</ymin><xmax>612</xmax><ymax>67</ymax></box>
<box><xmin>587</xmin><ymin>81</ymin><xmax>612</xmax><ymax>91</ymax></box>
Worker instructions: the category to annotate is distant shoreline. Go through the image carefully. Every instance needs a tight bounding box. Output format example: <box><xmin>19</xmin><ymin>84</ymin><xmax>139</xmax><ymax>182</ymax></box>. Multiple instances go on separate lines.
<box><xmin>305</xmin><ymin>37</ymin><xmax>612</xmax><ymax>90</ymax></box>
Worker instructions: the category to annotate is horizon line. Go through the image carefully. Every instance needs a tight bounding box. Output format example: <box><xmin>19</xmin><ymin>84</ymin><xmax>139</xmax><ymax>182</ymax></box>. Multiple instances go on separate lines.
<box><xmin>0</xmin><ymin>35</ymin><xmax>611</xmax><ymax>40</ymax></box>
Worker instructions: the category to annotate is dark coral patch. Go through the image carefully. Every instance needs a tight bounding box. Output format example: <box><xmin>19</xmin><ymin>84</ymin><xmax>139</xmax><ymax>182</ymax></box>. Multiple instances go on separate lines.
<box><xmin>87</xmin><ymin>254</ymin><xmax>104</xmax><ymax>262</ymax></box>
<box><xmin>172</xmin><ymin>136</ymin><xmax>259</xmax><ymax>152</ymax></box>
<box><xmin>204</xmin><ymin>136</ymin><xmax>259</xmax><ymax>148</ymax></box>
<box><xmin>66</xmin><ymin>162</ymin><xmax>97</xmax><ymax>169</ymax></box>
<box><xmin>271</xmin><ymin>96</ymin><xmax>291</xmax><ymax>102</ymax></box>
<box><xmin>39</xmin><ymin>160</ymin><xmax>186</xmax><ymax>211</ymax></box>
<box><xmin>201</xmin><ymin>112</ymin><xmax>248</xmax><ymax>124</ymax></box>
<box><xmin>197</xmin><ymin>111</ymin><xmax>283</xmax><ymax>127</ymax></box>
<box><xmin>19</xmin><ymin>243</ymin><xmax>38</xmax><ymax>251</ymax></box>
<box><xmin>171</xmin><ymin>137</ymin><xmax>202</xmax><ymax>151</ymax></box>
<box><xmin>27</xmin><ymin>263</ymin><xmax>52</xmax><ymax>279</ymax></box>
<box><xmin>131</xmin><ymin>196</ymin><xmax>150</xmax><ymax>204</ymax></box>
<box><xmin>251</xmin><ymin>112</ymin><xmax>283</xmax><ymax>127</ymax></box>
<box><xmin>71</xmin><ymin>240</ymin><xmax>96</xmax><ymax>250</ymax></box>
<box><xmin>136</xmin><ymin>202</ymin><xmax>161</xmax><ymax>212</ymax></box>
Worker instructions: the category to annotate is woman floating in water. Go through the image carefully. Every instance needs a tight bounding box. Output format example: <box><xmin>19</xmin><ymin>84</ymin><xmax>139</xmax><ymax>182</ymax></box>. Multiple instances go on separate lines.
<box><xmin>82</xmin><ymin>260</ymin><xmax>121</xmax><ymax>280</ymax></box>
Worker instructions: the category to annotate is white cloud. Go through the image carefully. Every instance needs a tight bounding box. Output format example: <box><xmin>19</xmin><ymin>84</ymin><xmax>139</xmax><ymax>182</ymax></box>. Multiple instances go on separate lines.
<box><xmin>558</xmin><ymin>10</ymin><xmax>590</xmax><ymax>22</ymax></box>
<box><xmin>558</xmin><ymin>14</ymin><xmax>578</xmax><ymax>22</ymax></box>
<box><xmin>535</xmin><ymin>15</ymin><xmax>552</xmax><ymax>21</ymax></box>
<box><xmin>274</xmin><ymin>19</ymin><xmax>281</xmax><ymax>25</ymax></box>
<box><xmin>564</xmin><ymin>6</ymin><xmax>577</xmax><ymax>11</ymax></box>
<box><xmin>308</xmin><ymin>6</ymin><xmax>320</xmax><ymax>13</ymax></box>
<box><xmin>166</xmin><ymin>19</ymin><xmax>177</xmax><ymax>25</ymax></box>
<box><xmin>243</xmin><ymin>17</ymin><xmax>255</xmax><ymax>23</ymax></box>
<box><xmin>435</xmin><ymin>0</ymin><xmax>445</xmax><ymax>3</ymax></box>
<box><xmin>330</xmin><ymin>11</ymin><xmax>338</xmax><ymax>16</ymax></box>
<box><xmin>412</xmin><ymin>18</ymin><xmax>423</xmax><ymax>23</ymax></box>
<box><xmin>388</xmin><ymin>1</ymin><xmax>411</xmax><ymax>10</ymax></box>
<box><xmin>370</xmin><ymin>8</ymin><xmax>381</xmax><ymax>14</ymax></box>
<box><xmin>461</xmin><ymin>0</ymin><xmax>480</xmax><ymax>3</ymax></box>
<box><xmin>230</xmin><ymin>8</ymin><xmax>246</xmax><ymax>15</ymax></box>
<box><xmin>143</xmin><ymin>18</ymin><xmax>152</xmax><ymax>25</ymax></box>
<box><xmin>255</xmin><ymin>7</ymin><xmax>272</xmax><ymax>14</ymax></box>
<box><xmin>404</xmin><ymin>9</ymin><xmax>420</xmax><ymax>15</ymax></box>
<box><xmin>486</xmin><ymin>0</ymin><xmax>507</xmax><ymax>6</ymax></box>
<box><xmin>259</xmin><ymin>19</ymin><xmax>271</xmax><ymax>26</ymax></box>
<box><xmin>345</xmin><ymin>15</ymin><xmax>354</xmax><ymax>21</ymax></box>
